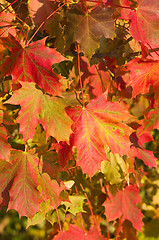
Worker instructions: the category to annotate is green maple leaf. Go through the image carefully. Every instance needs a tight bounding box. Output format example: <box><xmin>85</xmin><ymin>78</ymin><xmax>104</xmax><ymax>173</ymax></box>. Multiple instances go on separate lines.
<box><xmin>6</xmin><ymin>82</ymin><xmax>73</xmax><ymax>142</ymax></box>
<box><xmin>67</xmin><ymin>195</ymin><xmax>86</xmax><ymax>215</ymax></box>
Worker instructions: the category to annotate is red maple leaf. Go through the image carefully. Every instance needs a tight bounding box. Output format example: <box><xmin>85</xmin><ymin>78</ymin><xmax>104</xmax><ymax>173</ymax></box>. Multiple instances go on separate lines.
<box><xmin>8</xmin><ymin>150</ymin><xmax>43</xmax><ymax>217</ymax></box>
<box><xmin>66</xmin><ymin>92</ymin><xmax>133</xmax><ymax>176</ymax></box>
<box><xmin>128</xmin><ymin>0</ymin><xmax>159</xmax><ymax>48</ymax></box>
<box><xmin>54</xmin><ymin>225</ymin><xmax>105</xmax><ymax>240</ymax></box>
<box><xmin>123</xmin><ymin>58</ymin><xmax>159</xmax><ymax>98</ymax></box>
<box><xmin>104</xmin><ymin>185</ymin><xmax>143</xmax><ymax>231</ymax></box>
<box><xmin>0</xmin><ymin>149</ymin><xmax>63</xmax><ymax>218</ymax></box>
<box><xmin>0</xmin><ymin>34</ymin><xmax>66</xmax><ymax>95</ymax></box>
<box><xmin>0</xmin><ymin>150</ymin><xmax>43</xmax><ymax>217</ymax></box>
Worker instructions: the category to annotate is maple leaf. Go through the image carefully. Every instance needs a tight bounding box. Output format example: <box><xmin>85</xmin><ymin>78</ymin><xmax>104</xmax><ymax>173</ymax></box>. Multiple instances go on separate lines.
<box><xmin>66</xmin><ymin>92</ymin><xmax>133</xmax><ymax>176</ymax></box>
<box><xmin>6</xmin><ymin>82</ymin><xmax>73</xmax><ymax>142</ymax></box>
<box><xmin>101</xmin><ymin>159</ymin><xmax>122</xmax><ymax>185</ymax></box>
<box><xmin>65</xmin><ymin>5</ymin><xmax>114</xmax><ymax>57</ymax></box>
<box><xmin>123</xmin><ymin>58</ymin><xmax>159</xmax><ymax>98</ymax></box>
<box><xmin>0</xmin><ymin>124</ymin><xmax>11</xmax><ymax>162</ymax></box>
<box><xmin>26</xmin><ymin>212</ymin><xmax>45</xmax><ymax>228</ymax></box>
<box><xmin>0</xmin><ymin>150</ymin><xmax>42</xmax><ymax>217</ymax></box>
<box><xmin>65</xmin><ymin>195</ymin><xmax>86</xmax><ymax>215</ymax></box>
<box><xmin>129</xmin><ymin>0</ymin><xmax>159</xmax><ymax>47</ymax></box>
<box><xmin>0</xmin><ymin>34</ymin><xmax>66</xmax><ymax>95</ymax></box>
<box><xmin>0</xmin><ymin>150</ymin><xmax>63</xmax><ymax>217</ymax></box>
<box><xmin>6</xmin><ymin>82</ymin><xmax>42</xmax><ymax>141</ymax></box>
<box><xmin>101</xmin><ymin>149</ymin><xmax>123</xmax><ymax>185</ymax></box>
<box><xmin>104</xmin><ymin>185</ymin><xmax>143</xmax><ymax>231</ymax></box>
<box><xmin>54</xmin><ymin>225</ymin><xmax>105</xmax><ymax>240</ymax></box>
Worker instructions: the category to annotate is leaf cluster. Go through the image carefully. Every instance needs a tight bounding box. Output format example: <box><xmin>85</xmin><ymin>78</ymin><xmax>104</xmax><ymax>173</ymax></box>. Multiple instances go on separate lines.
<box><xmin>0</xmin><ymin>0</ymin><xmax>159</xmax><ymax>239</ymax></box>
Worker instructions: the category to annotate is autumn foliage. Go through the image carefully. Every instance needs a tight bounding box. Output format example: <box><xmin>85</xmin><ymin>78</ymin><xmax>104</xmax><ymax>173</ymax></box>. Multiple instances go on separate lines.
<box><xmin>0</xmin><ymin>0</ymin><xmax>159</xmax><ymax>239</ymax></box>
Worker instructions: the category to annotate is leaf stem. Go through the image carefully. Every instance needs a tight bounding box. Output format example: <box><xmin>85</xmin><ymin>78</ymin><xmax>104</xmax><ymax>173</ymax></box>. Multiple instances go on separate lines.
<box><xmin>77</xmin><ymin>44</ymin><xmax>85</xmax><ymax>108</ymax></box>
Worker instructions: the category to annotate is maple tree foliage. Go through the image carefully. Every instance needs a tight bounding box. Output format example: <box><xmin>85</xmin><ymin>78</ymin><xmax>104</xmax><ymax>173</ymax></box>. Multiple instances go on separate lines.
<box><xmin>0</xmin><ymin>0</ymin><xmax>159</xmax><ymax>239</ymax></box>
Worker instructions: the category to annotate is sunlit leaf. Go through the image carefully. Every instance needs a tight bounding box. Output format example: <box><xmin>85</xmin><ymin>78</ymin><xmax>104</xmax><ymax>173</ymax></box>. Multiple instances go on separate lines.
<box><xmin>67</xmin><ymin>92</ymin><xmax>133</xmax><ymax>176</ymax></box>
